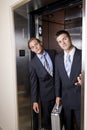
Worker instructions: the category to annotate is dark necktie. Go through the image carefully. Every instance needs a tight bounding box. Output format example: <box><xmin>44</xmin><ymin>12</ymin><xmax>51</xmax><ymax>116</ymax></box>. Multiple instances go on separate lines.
<box><xmin>43</xmin><ymin>55</ymin><xmax>53</xmax><ymax>76</ymax></box>
<box><xmin>65</xmin><ymin>54</ymin><xmax>71</xmax><ymax>77</ymax></box>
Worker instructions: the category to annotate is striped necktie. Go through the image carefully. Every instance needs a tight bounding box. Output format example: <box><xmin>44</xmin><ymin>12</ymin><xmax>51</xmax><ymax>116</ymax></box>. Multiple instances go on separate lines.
<box><xmin>65</xmin><ymin>54</ymin><xmax>71</xmax><ymax>77</ymax></box>
<box><xmin>43</xmin><ymin>55</ymin><xmax>53</xmax><ymax>76</ymax></box>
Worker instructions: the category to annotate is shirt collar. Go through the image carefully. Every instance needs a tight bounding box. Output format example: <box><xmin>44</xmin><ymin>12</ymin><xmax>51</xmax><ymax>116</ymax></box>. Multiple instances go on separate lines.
<box><xmin>64</xmin><ymin>47</ymin><xmax>75</xmax><ymax>57</ymax></box>
<box><xmin>64</xmin><ymin>47</ymin><xmax>76</xmax><ymax>63</ymax></box>
<box><xmin>37</xmin><ymin>50</ymin><xmax>46</xmax><ymax>59</ymax></box>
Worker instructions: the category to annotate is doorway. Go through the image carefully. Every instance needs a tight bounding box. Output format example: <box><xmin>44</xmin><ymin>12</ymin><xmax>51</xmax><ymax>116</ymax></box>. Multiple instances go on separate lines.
<box><xmin>29</xmin><ymin>2</ymin><xmax>82</xmax><ymax>130</ymax></box>
<box><xmin>14</xmin><ymin>0</ymin><xmax>82</xmax><ymax>130</ymax></box>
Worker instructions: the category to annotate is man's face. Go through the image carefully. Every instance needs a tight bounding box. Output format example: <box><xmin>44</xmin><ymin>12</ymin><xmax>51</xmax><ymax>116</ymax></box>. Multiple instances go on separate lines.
<box><xmin>56</xmin><ymin>33</ymin><xmax>72</xmax><ymax>52</ymax></box>
<box><xmin>29</xmin><ymin>39</ymin><xmax>43</xmax><ymax>54</ymax></box>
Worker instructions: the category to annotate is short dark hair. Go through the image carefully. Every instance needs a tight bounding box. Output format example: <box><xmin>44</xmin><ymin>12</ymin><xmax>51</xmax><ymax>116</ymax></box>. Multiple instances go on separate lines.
<box><xmin>28</xmin><ymin>38</ymin><xmax>41</xmax><ymax>49</ymax></box>
<box><xmin>56</xmin><ymin>30</ymin><xmax>70</xmax><ymax>38</ymax></box>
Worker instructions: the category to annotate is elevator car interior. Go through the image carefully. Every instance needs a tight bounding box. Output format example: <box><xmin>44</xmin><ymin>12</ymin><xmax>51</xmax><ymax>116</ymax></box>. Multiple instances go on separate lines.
<box><xmin>14</xmin><ymin>0</ymin><xmax>82</xmax><ymax>130</ymax></box>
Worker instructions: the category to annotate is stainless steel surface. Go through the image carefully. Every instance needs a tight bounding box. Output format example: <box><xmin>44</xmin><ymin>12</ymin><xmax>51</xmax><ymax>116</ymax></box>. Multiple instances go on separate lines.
<box><xmin>51</xmin><ymin>104</ymin><xmax>63</xmax><ymax>130</ymax></box>
<box><xmin>14</xmin><ymin>11</ymin><xmax>32</xmax><ymax>130</ymax></box>
<box><xmin>16</xmin><ymin>56</ymin><xmax>32</xmax><ymax>130</ymax></box>
<box><xmin>15</xmin><ymin>0</ymin><xmax>58</xmax><ymax>18</ymax></box>
<box><xmin>65</xmin><ymin>5</ymin><xmax>82</xmax><ymax>49</ymax></box>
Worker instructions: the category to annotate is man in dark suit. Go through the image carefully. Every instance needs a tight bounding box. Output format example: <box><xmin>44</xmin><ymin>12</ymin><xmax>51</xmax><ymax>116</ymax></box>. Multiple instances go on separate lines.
<box><xmin>28</xmin><ymin>38</ymin><xmax>57</xmax><ymax>130</ymax></box>
<box><xmin>55</xmin><ymin>30</ymin><xmax>81</xmax><ymax>130</ymax></box>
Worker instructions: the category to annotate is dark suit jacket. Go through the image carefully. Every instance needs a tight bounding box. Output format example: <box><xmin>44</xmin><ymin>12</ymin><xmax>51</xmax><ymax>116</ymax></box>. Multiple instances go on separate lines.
<box><xmin>55</xmin><ymin>48</ymin><xmax>82</xmax><ymax>109</ymax></box>
<box><xmin>29</xmin><ymin>50</ymin><xmax>57</xmax><ymax>103</ymax></box>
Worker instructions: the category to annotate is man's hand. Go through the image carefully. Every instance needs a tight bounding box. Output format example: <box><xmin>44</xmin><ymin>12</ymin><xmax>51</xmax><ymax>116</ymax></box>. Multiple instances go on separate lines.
<box><xmin>56</xmin><ymin>97</ymin><xmax>61</xmax><ymax>105</ymax></box>
<box><xmin>75</xmin><ymin>74</ymin><xmax>82</xmax><ymax>86</ymax></box>
<box><xmin>33</xmin><ymin>102</ymin><xmax>39</xmax><ymax>113</ymax></box>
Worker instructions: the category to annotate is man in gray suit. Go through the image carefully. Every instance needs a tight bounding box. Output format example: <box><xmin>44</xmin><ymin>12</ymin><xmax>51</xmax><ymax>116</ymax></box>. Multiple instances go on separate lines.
<box><xmin>28</xmin><ymin>38</ymin><xmax>57</xmax><ymax>130</ymax></box>
<box><xmin>55</xmin><ymin>30</ymin><xmax>81</xmax><ymax>130</ymax></box>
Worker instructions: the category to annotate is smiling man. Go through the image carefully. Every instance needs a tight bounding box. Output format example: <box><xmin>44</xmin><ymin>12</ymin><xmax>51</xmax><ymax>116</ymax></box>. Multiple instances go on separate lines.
<box><xmin>28</xmin><ymin>38</ymin><xmax>57</xmax><ymax>130</ymax></box>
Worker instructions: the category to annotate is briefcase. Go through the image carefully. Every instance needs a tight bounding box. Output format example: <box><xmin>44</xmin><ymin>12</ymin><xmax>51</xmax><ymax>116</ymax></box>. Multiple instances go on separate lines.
<box><xmin>51</xmin><ymin>104</ymin><xmax>63</xmax><ymax>130</ymax></box>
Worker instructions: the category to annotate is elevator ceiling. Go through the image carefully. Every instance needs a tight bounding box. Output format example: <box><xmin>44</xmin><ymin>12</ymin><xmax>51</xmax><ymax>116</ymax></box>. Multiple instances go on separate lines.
<box><xmin>15</xmin><ymin>0</ymin><xmax>60</xmax><ymax>18</ymax></box>
<box><xmin>15</xmin><ymin>0</ymin><xmax>82</xmax><ymax>19</ymax></box>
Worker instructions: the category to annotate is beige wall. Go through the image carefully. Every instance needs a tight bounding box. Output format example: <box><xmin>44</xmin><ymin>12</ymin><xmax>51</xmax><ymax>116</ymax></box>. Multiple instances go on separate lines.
<box><xmin>0</xmin><ymin>0</ymin><xmax>30</xmax><ymax>130</ymax></box>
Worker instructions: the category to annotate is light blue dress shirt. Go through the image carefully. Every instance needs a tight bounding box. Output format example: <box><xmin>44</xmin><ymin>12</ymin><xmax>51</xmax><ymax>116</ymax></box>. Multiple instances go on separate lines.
<box><xmin>37</xmin><ymin>51</ymin><xmax>53</xmax><ymax>73</ymax></box>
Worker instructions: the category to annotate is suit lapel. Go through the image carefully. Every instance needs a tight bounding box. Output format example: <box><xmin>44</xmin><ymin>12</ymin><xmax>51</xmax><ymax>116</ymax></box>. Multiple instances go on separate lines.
<box><xmin>35</xmin><ymin>55</ymin><xmax>44</xmax><ymax>68</ymax></box>
<box><xmin>46</xmin><ymin>50</ymin><xmax>54</xmax><ymax>63</ymax></box>
<box><xmin>70</xmin><ymin>49</ymin><xmax>80</xmax><ymax>79</ymax></box>
<box><xmin>59</xmin><ymin>49</ymin><xmax>81</xmax><ymax>80</ymax></box>
<box><xmin>35</xmin><ymin>55</ymin><xmax>51</xmax><ymax>74</ymax></box>
<box><xmin>60</xmin><ymin>53</ymin><xmax>69</xmax><ymax>78</ymax></box>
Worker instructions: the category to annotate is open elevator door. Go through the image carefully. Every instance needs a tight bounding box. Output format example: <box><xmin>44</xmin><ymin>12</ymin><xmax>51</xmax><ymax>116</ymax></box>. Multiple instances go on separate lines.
<box><xmin>28</xmin><ymin>0</ymin><xmax>82</xmax><ymax>130</ymax></box>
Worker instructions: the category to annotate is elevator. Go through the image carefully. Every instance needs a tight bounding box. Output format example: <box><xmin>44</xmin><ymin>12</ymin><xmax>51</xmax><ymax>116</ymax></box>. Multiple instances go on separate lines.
<box><xmin>14</xmin><ymin>0</ymin><xmax>82</xmax><ymax>130</ymax></box>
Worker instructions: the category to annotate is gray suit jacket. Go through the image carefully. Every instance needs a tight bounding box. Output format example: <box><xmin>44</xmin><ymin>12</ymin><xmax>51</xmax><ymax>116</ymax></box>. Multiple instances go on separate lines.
<box><xmin>55</xmin><ymin>48</ymin><xmax>81</xmax><ymax>109</ymax></box>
